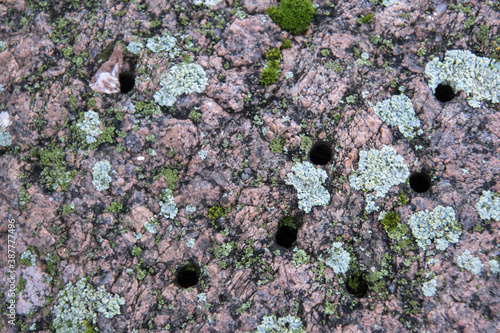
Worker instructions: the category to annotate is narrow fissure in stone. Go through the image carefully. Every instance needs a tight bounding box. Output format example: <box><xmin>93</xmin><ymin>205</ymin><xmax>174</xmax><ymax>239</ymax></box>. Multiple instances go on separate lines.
<box><xmin>409</xmin><ymin>171</ymin><xmax>431</xmax><ymax>193</ymax></box>
<box><xmin>309</xmin><ymin>142</ymin><xmax>332</xmax><ymax>165</ymax></box>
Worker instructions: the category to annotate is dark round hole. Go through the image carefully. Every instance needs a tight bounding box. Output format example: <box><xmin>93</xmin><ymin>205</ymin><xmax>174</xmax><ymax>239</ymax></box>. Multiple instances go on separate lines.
<box><xmin>434</xmin><ymin>83</ymin><xmax>455</xmax><ymax>102</ymax></box>
<box><xmin>119</xmin><ymin>72</ymin><xmax>135</xmax><ymax>93</ymax></box>
<box><xmin>409</xmin><ymin>172</ymin><xmax>431</xmax><ymax>193</ymax></box>
<box><xmin>176</xmin><ymin>265</ymin><xmax>199</xmax><ymax>288</ymax></box>
<box><xmin>309</xmin><ymin>142</ymin><xmax>332</xmax><ymax>165</ymax></box>
<box><xmin>346</xmin><ymin>271</ymin><xmax>368</xmax><ymax>297</ymax></box>
<box><xmin>275</xmin><ymin>225</ymin><xmax>298</xmax><ymax>249</ymax></box>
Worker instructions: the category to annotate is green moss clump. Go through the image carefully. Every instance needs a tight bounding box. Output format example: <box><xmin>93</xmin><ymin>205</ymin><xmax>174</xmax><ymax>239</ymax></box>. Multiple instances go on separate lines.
<box><xmin>380</xmin><ymin>211</ymin><xmax>408</xmax><ymax>241</ymax></box>
<box><xmin>281</xmin><ymin>38</ymin><xmax>292</xmax><ymax>49</ymax></box>
<box><xmin>131</xmin><ymin>245</ymin><xmax>143</xmax><ymax>257</ymax></box>
<box><xmin>279</xmin><ymin>216</ymin><xmax>296</xmax><ymax>228</ymax></box>
<box><xmin>266</xmin><ymin>48</ymin><xmax>281</xmax><ymax>61</ymax></box>
<box><xmin>46</xmin><ymin>253</ymin><xmax>61</xmax><ymax>277</ymax></box>
<box><xmin>260</xmin><ymin>60</ymin><xmax>280</xmax><ymax>86</ymax></box>
<box><xmin>270</xmin><ymin>136</ymin><xmax>284</xmax><ymax>153</ymax></box>
<box><xmin>208</xmin><ymin>206</ymin><xmax>227</xmax><ymax>221</ymax></box>
<box><xmin>160</xmin><ymin>167</ymin><xmax>178</xmax><ymax>190</ymax></box>
<box><xmin>357</xmin><ymin>13</ymin><xmax>374</xmax><ymax>24</ymax></box>
<box><xmin>266</xmin><ymin>0</ymin><xmax>315</xmax><ymax>35</ymax></box>
<box><xmin>380</xmin><ymin>211</ymin><xmax>399</xmax><ymax>230</ymax></box>
<box><xmin>38</xmin><ymin>144</ymin><xmax>77</xmax><ymax>191</ymax></box>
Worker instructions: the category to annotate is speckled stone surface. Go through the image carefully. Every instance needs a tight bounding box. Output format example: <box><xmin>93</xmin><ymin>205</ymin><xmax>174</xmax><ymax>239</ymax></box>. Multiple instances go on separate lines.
<box><xmin>1</xmin><ymin>0</ymin><xmax>500</xmax><ymax>332</ymax></box>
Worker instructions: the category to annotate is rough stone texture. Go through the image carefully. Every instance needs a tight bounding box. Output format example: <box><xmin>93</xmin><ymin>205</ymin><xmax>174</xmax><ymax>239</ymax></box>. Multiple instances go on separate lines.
<box><xmin>1</xmin><ymin>0</ymin><xmax>500</xmax><ymax>332</ymax></box>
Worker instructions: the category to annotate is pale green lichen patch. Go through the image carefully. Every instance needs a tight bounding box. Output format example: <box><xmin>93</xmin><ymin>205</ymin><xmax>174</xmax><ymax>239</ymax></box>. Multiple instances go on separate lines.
<box><xmin>159</xmin><ymin>188</ymin><xmax>178</xmax><ymax>219</ymax></box>
<box><xmin>489</xmin><ymin>259</ymin><xmax>500</xmax><ymax>274</ymax></box>
<box><xmin>422</xmin><ymin>273</ymin><xmax>437</xmax><ymax>297</ymax></box>
<box><xmin>255</xmin><ymin>314</ymin><xmax>305</xmax><ymax>333</ymax></box>
<box><xmin>154</xmin><ymin>63</ymin><xmax>209</xmax><ymax>107</ymax></box>
<box><xmin>146</xmin><ymin>34</ymin><xmax>178</xmax><ymax>56</ymax></box>
<box><xmin>425</xmin><ymin>49</ymin><xmax>500</xmax><ymax>107</ymax></box>
<box><xmin>92</xmin><ymin>160</ymin><xmax>112</xmax><ymax>192</ymax></box>
<box><xmin>285</xmin><ymin>161</ymin><xmax>330</xmax><ymax>213</ymax></box>
<box><xmin>193</xmin><ymin>0</ymin><xmax>223</xmax><ymax>6</ymax></box>
<box><xmin>126</xmin><ymin>40</ymin><xmax>144</xmax><ymax>55</ymax></box>
<box><xmin>324</xmin><ymin>242</ymin><xmax>351</xmax><ymax>274</ymax></box>
<box><xmin>475</xmin><ymin>190</ymin><xmax>500</xmax><ymax>221</ymax></box>
<box><xmin>52</xmin><ymin>278</ymin><xmax>124</xmax><ymax>333</ymax></box>
<box><xmin>76</xmin><ymin>110</ymin><xmax>103</xmax><ymax>144</ymax></box>
<box><xmin>456</xmin><ymin>250</ymin><xmax>483</xmax><ymax>275</ymax></box>
<box><xmin>349</xmin><ymin>145</ymin><xmax>410</xmax><ymax>213</ymax></box>
<box><xmin>408</xmin><ymin>205</ymin><xmax>461</xmax><ymax>251</ymax></box>
<box><xmin>371</xmin><ymin>94</ymin><xmax>421</xmax><ymax>140</ymax></box>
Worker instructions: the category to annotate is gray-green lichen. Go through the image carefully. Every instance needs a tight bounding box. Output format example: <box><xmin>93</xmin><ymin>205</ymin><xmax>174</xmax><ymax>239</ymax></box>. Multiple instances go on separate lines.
<box><xmin>475</xmin><ymin>190</ymin><xmax>500</xmax><ymax>221</ymax></box>
<box><xmin>146</xmin><ymin>34</ymin><xmax>178</xmax><ymax>56</ymax></box>
<box><xmin>422</xmin><ymin>273</ymin><xmax>437</xmax><ymax>297</ymax></box>
<box><xmin>408</xmin><ymin>205</ymin><xmax>461</xmax><ymax>251</ymax></box>
<box><xmin>255</xmin><ymin>314</ymin><xmax>305</xmax><ymax>333</ymax></box>
<box><xmin>52</xmin><ymin>278</ymin><xmax>125</xmax><ymax>333</ymax></box>
<box><xmin>285</xmin><ymin>161</ymin><xmax>330</xmax><ymax>213</ymax></box>
<box><xmin>371</xmin><ymin>94</ymin><xmax>421</xmax><ymax>140</ymax></box>
<box><xmin>349</xmin><ymin>145</ymin><xmax>409</xmax><ymax>213</ymax></box>
<box><xmin>193</xmin><ymin>0</ymin><xmax>223</xmax><ymax>6</ymax></box>
<box><xmin>324</xmin><ymin>242</ymin><xmax>351</xmax><ymax>274</ymax></box>
<box><xmin>126</xmin><ymin>41</ymin><xmax>144</xmax><ymax>55</ymax></box>
<box><xmin>425</xmin><ymin>49</ymin><xmax>500</xmax><ymax>107</ymax></box>
<box><xmin>0</xmin><ymin>111</ymin><xmax>12</xmax><ymax>147</ymax></box>
<box><xmin>92</xmin><ymin>160</ymin><xmax>112</xmax><ymax>192</ymax></box>
<box><xmin>159</xmin><ymin>188</ymin><xmax>178</xmax><ymax>219</ymax></box>
<box><xmin>76</xmin><ymin>110</ymin><xmax>102</xmax><ymax>144</ymax></box>
<box><xmin>456</xmin><ymin>250</ymin><xmax>483</xmax><ymax>275</ymax></box>
<box><xmin>154</xmin><ymin>63</ymin><xmax>209</xmax><ymax>107</ymax></box>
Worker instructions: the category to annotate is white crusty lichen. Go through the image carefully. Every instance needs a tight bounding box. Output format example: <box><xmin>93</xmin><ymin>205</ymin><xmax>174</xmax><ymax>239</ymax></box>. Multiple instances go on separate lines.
<box><xmin>159</xmin><ymin>188</ymin><xmax>178</xmax><ymax>219</ymax></box>
<box><xmin>52</xmin><ymin>278</ymin><xmax>124</xmax><ymax>333</ymax></box>
<box><xmin>475</xmin><ymin>190</ymin><xmax>500</xmax><ymax>221</ymax></box>
<box><xmin>422</xmin><ymin>274</ymin><xmax>437</xmax><ymax>297</ymax></box>
<box><xmin>146</xmin><ymin>34</ymin><xmax>178</xmax><ymax>56</ymax></box>
<box><xmin>371</xmin><ymin>94</ymin><xmax>421</xmax><ymax>140</ymax></box>
<box><xmin>126</xmin><ymin>40</ymin><xmax>144</xmax><ymax>55</ymax></box>
<box><xmin>92</xmin><ymin>160</ymin><xmax>112</xmax><ymax>192</ymax></box>
<box><xmin>76</xmin><ymin>110</ymin><xmax>103</xmax><ymax>144</ymax></box>
<box><xmin>489</xmin><ymin>259</ymin><xmax>500</xmax><ymax>274</ymax></box>
<box><xmin>255</xmin><ymin>314</ymin><xmax>305</xmax><ymax>333</ymax></box>
<box><xmin>383</xmin><ymin>0</ymin><xmax>399</xmax><ymax>6</ymax></box>
<box><xmin>324</xmin><ymin>242</ymin><xmax>351</xmax><ymax>274</ymax></box>
<box><xmin>425</xmin><ymin>49</ymin><xmax>500</xmax><ymax>107</ymax></box>
<box><xmin>408</xmin><ymin>205</ymin><xmax>461</xmax><ymax>251</ymax></box>
<box><xmin>193</xmin><ymin>0</ymin><xmax>223</xmax><ymax>6</ymax></box>
<box><xmin>0</xmin><ymin>111</ymin><xmax>11</xmax><ymax>127</ymax></box>
<box><xmin>154</xmin><ymin>63</ymin><xmax>209</xmax><ymax>107</ymax></box>
<box><xmin>456</xmin><ymin>250</ymin><xmax>483</xmax><ymax>275</ymax></box>
<box><xmin>285</xmin><ymin>161</ymin><xmax>330</xmax><ymax>213</ymax></box>
<box><xmin>0</xmin><ymin>111</ymin><xmax>12</xmax><ymax>147</ymax></box>
<box><xmin>349</xmin><ymin>145</ymin><xmax>409</xmax><ymax>213</ymax></box>
<box><xmin>198</xmin><ymin>149</ymin><xmax>208</xmax><ymax>160</ymax></box>
<box><xmin>20</xmin><ymin>249</ymin><xmax>37</xmax><ymax>266</ymax></box>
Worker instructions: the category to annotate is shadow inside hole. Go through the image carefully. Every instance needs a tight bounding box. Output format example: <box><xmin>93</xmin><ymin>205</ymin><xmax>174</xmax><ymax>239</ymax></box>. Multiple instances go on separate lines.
<box><xmin>176</xmin><ymin>264</ymin><xmax>199</xmax><ymax>289</ymax></box>
<box><xmin>434</xmin><ymin>83</ymin><xmax>456</xmax><ymax>102</ymax></box>
<box><xmin>346</xmin><ymin>271</ymin><xmax>368</xmax><ymax>297</ymax></box>
<box><xmin>119</xmin><ymin>72</ymin><xmax>135</xmax><ymax>94</ymax></box>
<box><xmin>275</xmin><ymin>225</ymin><xmax>298</xmax><ymax>249</ymax></box>
<box><xmin>309</xmin><ymin>142</ymin><xmax>332</xmax><ymax>165</ymax></box>
<box><xmin>409</xmin><ymin>171</ymin><xmax>431</xmax><ymax>193</ymax></box>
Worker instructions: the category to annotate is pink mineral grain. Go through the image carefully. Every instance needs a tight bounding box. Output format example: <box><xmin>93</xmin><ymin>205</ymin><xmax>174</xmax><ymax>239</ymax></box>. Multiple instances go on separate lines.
<box><xmin>89</xmin><ymin>44</ymin><xmax>123</xmax><ymax>94</ymax></box>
